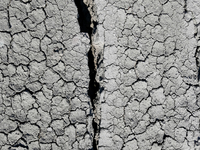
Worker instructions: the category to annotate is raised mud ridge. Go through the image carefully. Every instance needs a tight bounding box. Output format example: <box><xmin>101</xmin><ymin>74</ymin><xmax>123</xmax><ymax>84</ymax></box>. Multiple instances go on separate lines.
<box><xmin>74</xmin><ymin>0</ymin><xmax>100</xmax><ymax>149</ymax></box>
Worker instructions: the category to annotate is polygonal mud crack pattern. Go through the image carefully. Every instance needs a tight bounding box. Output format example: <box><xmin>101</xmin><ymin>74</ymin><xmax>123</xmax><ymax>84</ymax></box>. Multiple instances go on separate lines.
<box><xmin>94</xmin><ymin>0</ymin><xmax>200</xmax><ymax>149</ymax></box>
<box><xmin>0</xmin><ymin>0</ymin><xmax>93</xmax><ymax>149</ymax></box>
<box><xmin>1</xmin><ymin>0</ymin><xmax>200</xmax><ymax>150</ymax></box>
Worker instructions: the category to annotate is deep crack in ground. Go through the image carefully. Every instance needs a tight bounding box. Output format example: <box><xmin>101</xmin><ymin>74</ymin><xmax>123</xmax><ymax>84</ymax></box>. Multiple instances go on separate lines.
<box><xmin>1</xmin><ymin>0</ymin><xmax>200</xmax><ymax>149</ymax></box>
<box><xmin>74</xmin><ymin>0</ymin><xmax>99</xmax><ymax>149</ymax></box>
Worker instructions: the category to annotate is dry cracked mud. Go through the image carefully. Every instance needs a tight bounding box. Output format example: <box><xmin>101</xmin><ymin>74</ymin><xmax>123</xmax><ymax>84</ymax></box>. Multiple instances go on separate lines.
<box><xmin>0</xmin><ymin>0</ymin><xmax>200</xmax><ymax>150</ymax></box>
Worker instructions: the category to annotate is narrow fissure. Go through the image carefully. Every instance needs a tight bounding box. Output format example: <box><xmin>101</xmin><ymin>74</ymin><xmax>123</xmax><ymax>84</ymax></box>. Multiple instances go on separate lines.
<box><xmin>7</xmin><ymin>0</ymin><xmax>12</xmax><ymax>28</ymax></box>
<box><xmin>195</xmin><ymin>46</ymin><xmax>200</xmax><ymax>81</ymax></box>
<box><xmin>184</xmin><ymin>0</ymin><xmax>188</xmax><ymax>14</ymax></box>
<box><xmin>74</xmin><ymin>0</ymin><xmax>99</xmax><ymax>149</ymax></box>
<box><xmin>88</xmin><ymin>46</ymin><xmax>100</xmax><ymax>150</ymax></box>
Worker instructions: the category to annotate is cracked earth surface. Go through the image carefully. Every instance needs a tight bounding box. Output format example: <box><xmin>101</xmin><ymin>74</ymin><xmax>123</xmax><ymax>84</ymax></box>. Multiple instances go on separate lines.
<box><xmin>1</xmin><ymin>0</ymin><xmax>200</xmax><ymax>150</ymax></box>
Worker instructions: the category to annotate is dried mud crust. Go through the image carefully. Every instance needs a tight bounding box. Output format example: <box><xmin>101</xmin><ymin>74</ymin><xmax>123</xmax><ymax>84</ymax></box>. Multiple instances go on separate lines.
<box><xmin>1</xmin><ymin>0</ymin><xmax>200</xmax><ymax>150</ymax></box>
<box><xmin>94</xmin><ymin>0</ymin><xmax>200</xmax><ymax>149</ymax></box>
<box><xmin>0</xmin><ymin>0</ymin><xmax>93</xmax><ymax>149</ymax></box>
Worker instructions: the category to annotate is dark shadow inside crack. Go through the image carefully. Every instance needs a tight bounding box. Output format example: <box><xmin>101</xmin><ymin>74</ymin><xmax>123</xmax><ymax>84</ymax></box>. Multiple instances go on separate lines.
<box><xmin>195</xmin><ymin>42</ymin><xmax>200</xmax><ymax>82</ymax></box>
<box><xmin>198</xmin><ymin>67</ymin><xmax>200</xmax><ymax>81</ymax></box>
<box><xmin>74</xmin><ymin>0</ymin><xmax>93</xmax><ymax>38</ymax></box>
<box><xmin>74</xmin><ymin>0</ymin><xmax>99</xmax><ymax>150</ymax></box>
<box><xmin>184</xmin><ymin>0</ymin><xmax>188</xmax><ymax>14</ymax></box>
<box><xmin>88</xmin><ymin>47</ymin><xmax>100</xmax><ymax>101</ymax></box>
<box><xmin>88</xmin><ymin>46</ymin><xmax>100</xmax><ymax>150</ymax></box>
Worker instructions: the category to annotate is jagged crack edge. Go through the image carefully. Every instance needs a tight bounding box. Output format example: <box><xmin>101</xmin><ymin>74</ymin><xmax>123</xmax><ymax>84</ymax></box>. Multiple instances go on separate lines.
<box><xmin>74</xmin><ymin>0</ymin><xmax>99</xmax><ymax>149</ymax></box>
